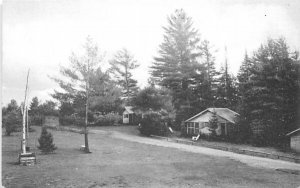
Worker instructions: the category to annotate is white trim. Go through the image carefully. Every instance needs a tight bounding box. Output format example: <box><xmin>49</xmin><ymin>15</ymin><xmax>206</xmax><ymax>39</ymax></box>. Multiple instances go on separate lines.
<box><xmin>185</xmin><ymin>109</ymin><xmax>209</xmax><ymax>122</ymax></box>
<box><xmin>286</xmin><ymin>128</ymin><xmax>300</xmax><ymax>136</ymax></box>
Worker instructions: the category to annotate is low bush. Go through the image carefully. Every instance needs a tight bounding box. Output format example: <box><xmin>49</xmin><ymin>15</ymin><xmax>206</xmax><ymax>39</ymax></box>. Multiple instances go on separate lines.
<box><xmin>250</xmin><ymin>119</ymin><xmax>267</xmax><ymax>146</ymax></box>
<box><xmin>139</xmin><ymin>112</ymin><xmax>168</xmax><ymax>136</ymax></box>
<box><xmin>93</xmin><ymin>113</ymin><xmax>122</xmax><ymax>126</ymax></box>
<box><xmin>59</xmin><ymin>115</ymin><xmax>85</xmax><ymax>126</ymax></box>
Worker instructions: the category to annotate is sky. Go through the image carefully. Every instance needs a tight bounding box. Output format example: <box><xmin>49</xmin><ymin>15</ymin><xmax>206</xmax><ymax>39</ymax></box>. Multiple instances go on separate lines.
<box><xmin>2</xmin><ymin>0</ymin><xmax>300</xmax><ymax>106</ymax></box>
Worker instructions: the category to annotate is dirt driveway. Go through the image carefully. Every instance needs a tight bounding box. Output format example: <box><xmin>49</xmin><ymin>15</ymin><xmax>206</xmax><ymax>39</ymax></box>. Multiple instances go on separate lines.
<box><xmin>90</xmin><ymin>128</ymin><xmax>300</xmax><ymax>171</ymax></box>
<box><xmin>2</xmin><ymin>126</ymin><xmax>300</xmax><ymax>188</ymax></box>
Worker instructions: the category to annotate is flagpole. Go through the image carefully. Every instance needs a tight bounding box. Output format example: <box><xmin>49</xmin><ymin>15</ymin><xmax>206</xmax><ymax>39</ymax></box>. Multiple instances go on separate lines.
<box><xmin>22</xmin><ymin>69</ymin><xmax>30</xmax><ymax>154</ymax></box>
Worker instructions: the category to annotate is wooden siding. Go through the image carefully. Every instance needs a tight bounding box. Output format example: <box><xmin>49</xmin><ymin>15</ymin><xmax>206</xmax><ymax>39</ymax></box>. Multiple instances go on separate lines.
<box><xmin>291</xmin><ymin>134</ymin><xmax>300</xmax><ymax>152</ymax></box>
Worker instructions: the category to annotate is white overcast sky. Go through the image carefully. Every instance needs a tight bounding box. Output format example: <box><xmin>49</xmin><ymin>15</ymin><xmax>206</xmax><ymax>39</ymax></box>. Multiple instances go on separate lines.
<box><xmin>2</xmin><ymin>0</ymin><xmax>300</xmax><ymax>105</ymax></box>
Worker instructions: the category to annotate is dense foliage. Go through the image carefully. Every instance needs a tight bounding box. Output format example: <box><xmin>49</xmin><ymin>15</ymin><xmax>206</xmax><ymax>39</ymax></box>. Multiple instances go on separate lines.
<box><xmin>29</xmin><ymin>98</ymin><xmax>58</xmax><ymax>125</ymax></box>
<box><xmin>93</xmin><ymin>113</ymin><xmax>122</xmax><ymax>126</ymax></box>
<box><xmin>237</xmin><ymin>38</ymin><xmax>300</xmax><ymax>146</ymax></box>
<box><xmin>139</xmin><ymin>112</ymin><xmax>169</xmax><ymax>137</ymax></box>
<box><xmin>131</xmin><ymin>86</ymin><xmax>176</xmax><ymax>128</ymax></box>
<box><xmin>2</xmin><ymin>100</ymin><xmax>22</xmax><ymax>136</ymax></box>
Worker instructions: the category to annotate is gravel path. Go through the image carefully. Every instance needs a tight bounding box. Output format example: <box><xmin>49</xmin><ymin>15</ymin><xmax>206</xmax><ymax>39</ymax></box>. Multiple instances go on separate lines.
<box><xmin>91</xmin><ymin>129</ymin><xmax>300</xmax><ymax>171</ymax></box>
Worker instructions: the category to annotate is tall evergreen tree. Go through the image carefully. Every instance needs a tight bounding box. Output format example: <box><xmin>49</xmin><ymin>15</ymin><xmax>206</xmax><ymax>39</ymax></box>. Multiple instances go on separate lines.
<box><xmin>240</xmin><ymin>38</ymin><xmax>300</xmax><ymax>146</ymax></box>
<box><xmin>109</xmin><ymin>48</ymin><xmax>139</xmax><ymax>103</ymax></box>
<box><xmin>236</xmin><ymin>51</ymin><xmax>254</xmax><ymax>139</ymax></box>
<box><xmin>215</xmin><ymin>53</ymin><xmax>238</xmax><ymax>110</ymax></box>
<box><xmin>194</xmin><ymin>40</ymin><xmax>219</xmax><ymax>110</ymax></box>
<box><xmin>150</xmin><ymin>9</ymin><xmax>201</xmax><ymax>122</ymax></box>
<box><xmin>29</xmin><ymin>97</ymin><xmax>40</xmax><ymax>116</ymax></box>
<box><xmin>237</xmin><ymin>51</ymin><xmax>253</xmax><ymax>86</ymax></box>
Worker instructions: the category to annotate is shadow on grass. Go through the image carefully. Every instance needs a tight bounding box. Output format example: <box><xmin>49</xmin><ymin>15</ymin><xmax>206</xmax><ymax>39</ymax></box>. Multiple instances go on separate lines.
<box><xmin>6</xmin><ymin>161</ymin><xmax>20</xmax><ymax>166</ymax></box>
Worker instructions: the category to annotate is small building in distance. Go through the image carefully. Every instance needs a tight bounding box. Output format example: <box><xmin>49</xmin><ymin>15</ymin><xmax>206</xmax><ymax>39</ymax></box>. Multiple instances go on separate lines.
<box><xmin>122</xmin><ymin>106</ymin><xmax>136</xmax><ymax>124</ymax></box>
<box><xmin>286</xmin><ymin>128</ymin><xmax>300</xmax><ymax>153</ymax></box>
<box><xmin>184</xmin><ymin>108</ymin><xmax>239</xmax><ymax>136</ymax></box>
<box><xmin>43</xmin><ymin>115</ymin><xmax>59</xmax><ymax>129</ymax></box>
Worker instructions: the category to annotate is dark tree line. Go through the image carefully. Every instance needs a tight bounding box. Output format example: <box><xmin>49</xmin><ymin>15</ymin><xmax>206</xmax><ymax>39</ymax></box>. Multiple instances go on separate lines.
<box><xmin>237</xmin><ymin>39</ymin><xmax>300</xmax><ymax>146</ymax></box>
<box><xmin>2</xmin><ymin>98</ymin><xmax>58</xmax><ymax>135</ymax></box>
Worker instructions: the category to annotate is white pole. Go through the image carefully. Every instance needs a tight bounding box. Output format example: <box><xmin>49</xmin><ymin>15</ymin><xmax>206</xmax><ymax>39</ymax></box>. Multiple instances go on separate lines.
<box><xmin>26</xmin><ymin>105</ymin><xmax>29</xmax><ymax>140</ymax></box>
<box><xmin>22</xmin><ymin>69</ymin><xmax>30</xmax><ymax>154</ymax></box>
<box><xmin>22</xmin><ymin>105</ymin><xmax>26</xmax><ymax>154</ymax></box>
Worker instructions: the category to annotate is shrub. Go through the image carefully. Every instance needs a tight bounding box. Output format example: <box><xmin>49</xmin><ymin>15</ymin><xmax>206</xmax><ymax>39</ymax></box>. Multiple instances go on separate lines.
<box><xmin>250</xmin><ymin>119</ymin><xmax>267</xmax><ymax>146</ymax></box>
<box><xmin>2</xmin><ymin>110</ymin><xmax>22</xmax><ymax>136</ymax></box>
<box><xmin>93</xmin><ymin>113</ymin><xmax>122</xmax><ymax>126</ymax></box>
<box><xmin>139</xmin><ymin>112</ymin><xmax>168</xmax><ymax>136</ymax></box>
<box><xmin>29</xmin><ymin>115</ymin><xmax>43</xmax><ymax>126</ymax></box>
<box><xmin>227</xmin><ymin>116</ymin><xmax>251</xmax><ymax>143</ymax></box>
<box><xmin>59</xmin><ymin>115</ymin><xmax>85</xmax><ymax>126</ymax></box>
<box><xmin>180</xmin><ymin>121</ymin><xmax>188</xmax><ymax>137</ymax></box>
<box><xmin>38</xmin><ymin>127</ymin><xmax>57</xmax><ymax>153</ymax></box>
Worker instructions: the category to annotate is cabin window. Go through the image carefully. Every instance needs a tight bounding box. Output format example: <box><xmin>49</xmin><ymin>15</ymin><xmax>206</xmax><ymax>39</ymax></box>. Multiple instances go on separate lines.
<box><xmin>124</xmin><ymin>114</ymin><xmax>129</xmax><ymax>118</ymax></box>
<box><xmin>204</xmin><ymin>122</ymin><xmax>209</xmax><ymax>127</ymax></box>
<box><xmin>195</xmin><ymin>123</ymin><xmax>199</xmax><ymax>134</ymax></box>
<box><xmin>187</xmin><ymin>123</ymin><xmax>194</xmax><ymax>134</ymax></box>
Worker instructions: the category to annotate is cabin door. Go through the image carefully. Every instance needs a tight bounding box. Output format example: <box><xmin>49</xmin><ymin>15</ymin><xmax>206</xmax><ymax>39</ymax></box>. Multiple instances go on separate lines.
<box><xmin>129</xmin><ymin>114</ymin><xmax>132</xmax><ymax>124</ymax></box>
<box><xmin>221</xmin><ymin>123</ymin><xmax>226</xmax><ymax>135</ymax></box>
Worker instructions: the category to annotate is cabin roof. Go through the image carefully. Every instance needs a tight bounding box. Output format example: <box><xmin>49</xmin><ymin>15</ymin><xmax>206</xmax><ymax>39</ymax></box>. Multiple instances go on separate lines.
<box><xmin>185</xmin><ymin>108</ymin><xmax>239</xmax><ymax>124</ymax></box>
<box><xmin>124</xmin><ymin>106</ymin><xmax>134</xmax><ymax>114</ymax></box>
<box><xmin>286</xmin><ymin>128</ymin><xmax>300</xmax><ymax>136</ymax></box>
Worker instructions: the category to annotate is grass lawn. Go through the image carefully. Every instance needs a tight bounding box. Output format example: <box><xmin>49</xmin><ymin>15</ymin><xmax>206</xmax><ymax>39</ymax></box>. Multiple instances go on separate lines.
<box><xmin>2</xmin><ymin>126</ymin><xmax>300</xmax><ymax>188</ymax></box>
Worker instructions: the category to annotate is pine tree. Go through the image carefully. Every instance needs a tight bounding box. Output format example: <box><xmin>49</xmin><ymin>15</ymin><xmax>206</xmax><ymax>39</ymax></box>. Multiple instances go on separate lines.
<box><xmin>237</xmin><ymin>51</ymin><xmax>254</xmax><ymax>86</ymax></box>
<box><xmin>235</xmin><ymin>51</ymin><xmax>254</xmax><ymax>142</ymax></box>
<box><xmin>38</xmin><ymin>127</ymin><xmax>57</xmax><ymax>153</ymax></box>
<box><xmin>29</xmin><ymin>97</ymin><xmax>40</xmax><ymax>115</ymax></box>
<box><xmin>150</xmin><ymin>9</ymin><xmax>201</xmax><ymax>122</ymax></box>
<box><xmin>109</xmin><ymin>48</ymin><xmax>139</xmax><ymax>103</ymax></box>
<box><xmin>194</xmin><ymin>40</ymin><xmax>219</xmax><ymax>110</ymax></box>
<box><xmin>240</xmin><ymin>38</ymin><xmax>300</xmax><ymax>146</ymax></box>
<box><xmin>215</xmin><ymin>57</ymin><xmax>238</xmax><ymax>110</ymax></box>
<box><xmin>51</xmin><ymin>36</ymin><xmax>103</xmax><ymax>153</ymax></box>
<box><xmin>208</xmin><ymin>111</ymin><xmax>218</xmax><ymax>128</ymax></box>
<box><xmin>206</xmin><ymin>110</ymin><xmax>218</xmax><ymax>139</ymax></box>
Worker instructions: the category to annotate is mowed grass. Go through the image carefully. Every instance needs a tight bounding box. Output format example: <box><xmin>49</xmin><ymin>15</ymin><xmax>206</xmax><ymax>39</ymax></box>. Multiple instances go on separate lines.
<box><xmin>2</xmin><ymin>126</ymin><xmax>299</xmax><ymax>188</ymax></box>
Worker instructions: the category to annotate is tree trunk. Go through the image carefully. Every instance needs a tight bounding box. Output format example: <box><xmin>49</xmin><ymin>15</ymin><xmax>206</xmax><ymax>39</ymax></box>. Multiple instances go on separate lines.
<box><xmin>84</xmin><ymin>63</ymin><xmax>91</xmax><ymax>153</ymax></box>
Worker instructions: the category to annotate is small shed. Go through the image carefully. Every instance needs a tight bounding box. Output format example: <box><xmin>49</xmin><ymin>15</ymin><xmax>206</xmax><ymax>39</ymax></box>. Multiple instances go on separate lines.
<box><xmin>43</xmin><ymin>115</ymin><xmax>59</xmax><ymax>128</ymax></box>
<box><xmin>123</xmin><ymin>106</ymin><xmax>135</xmax><ymax>124</ymax></box>
<box><xmin>286</xmin><ymin>128</ymin><xmax>300</xmax><ymax>153</ymax></box>
<box><xmin>185</xmin><ymin>108</ymin><xmax>239</xmax><ymax>136</ymax></box>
